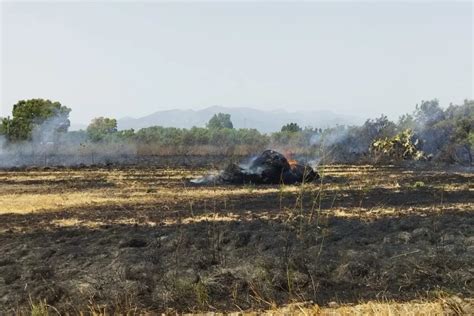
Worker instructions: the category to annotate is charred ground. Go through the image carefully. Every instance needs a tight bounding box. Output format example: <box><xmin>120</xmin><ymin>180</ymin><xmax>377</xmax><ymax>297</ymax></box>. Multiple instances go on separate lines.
<box><xmin>0</xmin><ymin>165</ymin><xmax>472</xmax><ymax>313</ymax></box>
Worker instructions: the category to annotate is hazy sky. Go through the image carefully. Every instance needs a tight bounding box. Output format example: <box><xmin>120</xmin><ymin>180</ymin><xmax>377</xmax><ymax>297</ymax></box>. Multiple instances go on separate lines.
<box><xmin>1</xmin><ymin>1</ymin><xmax>473</xmax><ymax>125</ymax></box>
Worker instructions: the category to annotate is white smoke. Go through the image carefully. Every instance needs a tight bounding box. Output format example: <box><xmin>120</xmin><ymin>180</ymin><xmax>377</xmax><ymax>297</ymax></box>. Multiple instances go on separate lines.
<box><xmin>310</xmin><ymin>127</ymin><xmax>350</xmax><ymax>147</ymax></box>
<box><xmin>237</xmin><ymin>155</ymin><xmax>266</xmax><ymax>175</ymax></box>
<box><xmin>190</xmin><ymin>171</ymin><xmax>219</xmax><ymax>184</ymax></box>
<box><xmin>0</xmin><ymin>114</ymin><xmax>137</xmax><ymax>168</ymax></box>
<box><xmin>0</xmin><ymin>135</ymin><xmax>6</xmax><ymax>155</ymax></box>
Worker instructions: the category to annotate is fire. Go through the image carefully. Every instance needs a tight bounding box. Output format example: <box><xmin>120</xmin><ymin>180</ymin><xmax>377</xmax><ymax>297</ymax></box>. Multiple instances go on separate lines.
<box><xmin>284</xmin><ymin>150</ymin><xmax>298</xmax><ymax>169</ymax></box>
<box><xmin>287</xmin><ymin>159</ymin><xmax>298</xmax><ymax>167</ymax></box>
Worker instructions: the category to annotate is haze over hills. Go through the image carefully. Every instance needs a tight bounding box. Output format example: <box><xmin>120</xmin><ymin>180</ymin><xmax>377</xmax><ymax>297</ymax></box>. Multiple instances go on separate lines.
<box><xmin>116</xmin><ymin>106</ymin><xmax>363</xmax><ymax>133</ymax></box>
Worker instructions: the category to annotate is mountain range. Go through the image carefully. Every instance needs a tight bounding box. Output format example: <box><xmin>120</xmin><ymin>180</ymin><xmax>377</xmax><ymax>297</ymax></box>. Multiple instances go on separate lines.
<box><xmin>116</xmin><ymin>106</ymin><xmax>363</xmax><ymax>133</ymax></box>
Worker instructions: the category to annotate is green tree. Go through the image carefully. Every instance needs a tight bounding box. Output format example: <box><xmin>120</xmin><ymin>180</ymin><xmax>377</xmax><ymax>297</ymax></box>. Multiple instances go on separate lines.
<box><xmin>206</xmin><ymin>113</ymin><xmax>233</xmax><ymax>129</ymax></box>
<box><xmin>87</xmin><ymin>117</ymin><xmax>118</xmax><ymax>141</ymax></box>
<box><xmin>469</xmin><ymin>132</ymin><xmax>474</xmax><ymax>148</ymax></box>
<box><xmin>0</xmin><ymin>117</ymin><xmax>7</xmax><ymax>136</ymax></box>
<box><xmin>414</xmin><ymin>99</ymin><xmax>445</xmax><ymax>127</ymax></box>
<box><xmin>281</xmin><ymin>122</ymin><xmax>302</xmax><ymax>133</ymax></box>
<box><xmin>397</xmin><ymin>114</ymin><xmax>416</xmax><ymax>131</ymax></box>
<box><xmin>116</xmin><ymin>129</ymin><xmax>135</xmax><ymax>140</ymax></box>
<box><xmin>362</xmin><ymin>115</ymin><xmax>397</xmax><ymax>141</ymax></box>
<box><xmin>1</xmin><ymin>99</ymin><xmax>71</xmax><ymax>141</ymax></box>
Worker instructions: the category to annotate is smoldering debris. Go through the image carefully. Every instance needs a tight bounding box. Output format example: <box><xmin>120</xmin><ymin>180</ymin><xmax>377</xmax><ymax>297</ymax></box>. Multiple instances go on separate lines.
<box><xmin>191</xmin><ymin>149</ymin><xmax>319</xmax><ymax>185</ymax></box>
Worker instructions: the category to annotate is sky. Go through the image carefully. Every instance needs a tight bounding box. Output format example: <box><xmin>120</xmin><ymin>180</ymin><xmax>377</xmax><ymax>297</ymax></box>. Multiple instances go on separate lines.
<box><xmin>1</xmin><ymin>1</ymin><xmax>473</xmax><ymax>125</ymax></box>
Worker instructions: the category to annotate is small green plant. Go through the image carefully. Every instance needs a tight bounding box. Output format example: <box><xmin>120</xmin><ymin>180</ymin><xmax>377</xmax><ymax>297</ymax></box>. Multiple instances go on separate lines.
<box><xmin>30</xmin><ymin>299</ymin><xmax>50</xmax><ymax>316</ymax></box>
<box><xmin>193</xmin><ymin>281</ymin><xmax>209</xmax><ymax>310</ymax></box>
<box><xmin>413</xmin><ymin>181</ymin><xmax>426</xmax><ymax>188</ymax></box>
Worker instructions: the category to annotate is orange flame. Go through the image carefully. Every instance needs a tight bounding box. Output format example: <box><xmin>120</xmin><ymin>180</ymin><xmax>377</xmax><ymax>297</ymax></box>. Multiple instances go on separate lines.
<box><xmin>284</xmin><ymin>150</ymin><xmax>298</xmax><ymax>169</ymax></box>
<box><xmin>287</xmin><ymin>159</ymin><xmax>298</xmax><ymax>166</ymax></box>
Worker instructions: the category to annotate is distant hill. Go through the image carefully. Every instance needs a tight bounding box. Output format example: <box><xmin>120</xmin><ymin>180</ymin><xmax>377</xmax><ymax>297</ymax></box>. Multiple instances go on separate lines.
<box><xmin>117</xmin><ymin>106</ymin><xmax>362</xmax><ymax>133</ymax></box>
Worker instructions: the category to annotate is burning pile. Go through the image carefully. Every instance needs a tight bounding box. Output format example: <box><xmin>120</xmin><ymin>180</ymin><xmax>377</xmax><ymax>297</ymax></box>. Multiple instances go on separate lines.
<box><xmin>192</xmin><ymin>150</ymin><xmax>319</xmax><ymax>185</ymax></box>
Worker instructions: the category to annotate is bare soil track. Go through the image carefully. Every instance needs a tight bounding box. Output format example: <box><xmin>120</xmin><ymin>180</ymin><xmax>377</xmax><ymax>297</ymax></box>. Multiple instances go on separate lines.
<box><xmin>0</xmin><ymin>165</ymin><xmax>472</xmax><ymax>313</ymax></box>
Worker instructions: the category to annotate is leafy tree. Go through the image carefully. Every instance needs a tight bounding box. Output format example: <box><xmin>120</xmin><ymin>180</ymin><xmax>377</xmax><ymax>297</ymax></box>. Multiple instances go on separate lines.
<box><xmin>207</xmin><ymin>113</ymin><xmax>233</xmax><ymax>129</ymax></box>
<box><xmin>449</xmin><ymin>117</ymin><xmax>473</xmax><ymax>164</ymax></box>
<box><xmin>361</xmin><ymin>115</ymin><xmax>397</xmax><ymax>141</ymax></box>
<box><xmin>469</xmin><ymin>132</ymin><xmax>474</xmax><ymax>148</ymax></box>
<box><xmin>281</xmin><ymin>122</ymin><xmax>302</xmax><ymax>133</ymax></box>
<box><xmin>116</xmin><ymin>129</ymin><xmax>135</xmax><ymax>140</ymax></box>
<box><xmin>235</xmin><ymin>128</ymin><xmax>268</xmax><ymax>146</ymax></box>
<box><xmin>87</xmin><ymin>117</ymin><xmax>118</xmax><ymax>141</ymax></box>
<box><xmin>1</xmin><ymin>99</ymin><xmax>71</xmax><ymax>141</ymax></box>
<box><xmin>183</xmin><ymin>127</ymin><xmax>211</xmax><ymax>145</ymax></box>
<box><xmin>390</xmin><ymin>99</ymin><xmax>473</xmax><ymax>164</ymax></box>
<box><xmin>397</xmin><ymin>114</ymin><xmax>416</xmax><ymax>131</ymax></box>
<box><xmin>0</xmin><ymin>118</ymin><xmax>7</xmax><ymax>136</ymax></box>
<box><xmin>414</xmin><ymin>99</ymin><xmax>445</xmax><ymax>127</ymax></box>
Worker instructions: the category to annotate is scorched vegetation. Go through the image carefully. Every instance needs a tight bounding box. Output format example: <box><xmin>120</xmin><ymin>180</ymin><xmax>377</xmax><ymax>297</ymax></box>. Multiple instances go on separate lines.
<box><xmin>0</xmin><ymin>165</ymin><xmax>472</xmax><ymax>314</ymax></box>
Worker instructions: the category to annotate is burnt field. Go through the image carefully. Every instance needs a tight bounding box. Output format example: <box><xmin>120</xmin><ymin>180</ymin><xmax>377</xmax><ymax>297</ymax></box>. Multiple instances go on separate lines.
<box><xmin>0</xmin><ymin>164</ymin><xmax>473</xmax><ymax>314</ymax></box>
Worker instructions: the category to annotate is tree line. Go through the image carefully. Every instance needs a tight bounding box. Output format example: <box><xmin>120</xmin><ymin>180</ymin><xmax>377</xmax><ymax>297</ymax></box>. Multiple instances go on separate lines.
<box><xmin>1</xmin><ymin>98</ymin><xmax>472</xmax><ymax>164</ymax></box>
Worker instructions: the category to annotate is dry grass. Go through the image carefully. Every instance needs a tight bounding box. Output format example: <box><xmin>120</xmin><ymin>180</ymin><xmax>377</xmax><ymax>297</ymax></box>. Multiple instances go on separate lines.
<box><xmin>24</xmin><ymin>299</ymin><xmax>450</xmax><ymax>315</ymax></box>
<box><xmin>73</xmin><ymin>298</ymin><xmax>464</xmax><ymax>315</ymax></box>
<box><xmin>1</xmin><ymin>165</ymin><xmax>471</xmax><ymax>218</ymax></box>
<box><xmin>180</xmin><ymin>297</ymin><xmax>473</xmax><ymax>315</ymax></box>
<box><xmin>0</xmin><ymin>192</ymin><xmax>157</xmax><ymax>214</ymax></box>
<box><xmin>264</xmin><ymin>300</ymin><xmax>446</xmax><ymax>316</ymax></box>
